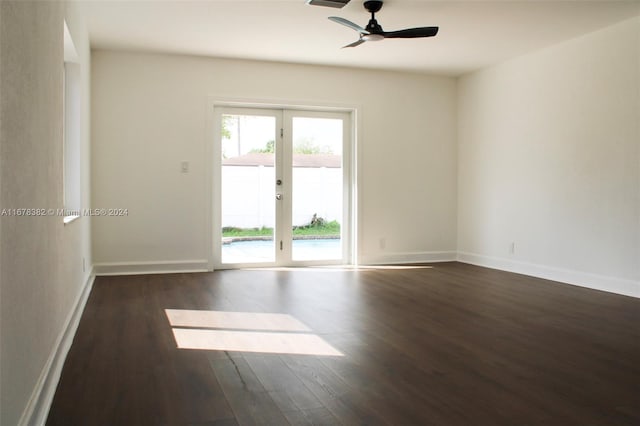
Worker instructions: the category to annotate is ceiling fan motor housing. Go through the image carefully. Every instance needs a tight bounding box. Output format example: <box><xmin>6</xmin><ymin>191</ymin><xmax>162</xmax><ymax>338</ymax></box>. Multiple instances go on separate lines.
<box><xmin>364</xmin><ymin>1</ymin><xmax>384</xmax><ymax>34</ymax></box>
<box><xmin>365</xmin><ymin>18</ymin><xmax>383</xmax><ymax>34</ymax></box>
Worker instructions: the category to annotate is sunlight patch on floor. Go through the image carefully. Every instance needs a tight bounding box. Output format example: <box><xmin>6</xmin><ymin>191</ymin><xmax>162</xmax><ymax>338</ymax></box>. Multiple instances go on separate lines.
<box><xmin>172</xmin><ymin>328</ymin><xmax>343</xmax><ymax>356</ymax></box>
<box><xmin>241</xmin><ymin>264</ymin><xmax>434</xmax><ymax>272</ymax></box>
<box><xmin>165</xmin><ymin>309</ymin><xmax>311</xmax><ymax>332</ymax></box>
<box><xmin>166</xmin><ymin>309</ymin><xmax>343</xmax><ymax>356</ymax></box>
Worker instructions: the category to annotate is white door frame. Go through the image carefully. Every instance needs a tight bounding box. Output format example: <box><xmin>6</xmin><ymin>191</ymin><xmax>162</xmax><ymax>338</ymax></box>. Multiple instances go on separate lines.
<box><xmin>207</xmin><ymin>99</ymin><xmax>357</xmax><ymax>270</ymax></box>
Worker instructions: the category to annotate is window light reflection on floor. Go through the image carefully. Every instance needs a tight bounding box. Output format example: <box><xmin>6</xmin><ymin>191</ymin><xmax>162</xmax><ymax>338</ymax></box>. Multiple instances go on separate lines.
<box><xmin>165</xmin><ymin>309</ymin><xmax>311</xmax><ymax>332</ymax></box>
<box><xmin>172</xmin><ymin>328</ymin><xmax>343</xmax><ymax>356</ymax></box>
<box><xmin>242</xmin><ymin>265</ymin><xmax>434</xmax><ymax>272</ymax></box>
<box><xmin>165</xmin><ymin>309</ymin><xmax>343</xmax><ymax>357</ymax></box>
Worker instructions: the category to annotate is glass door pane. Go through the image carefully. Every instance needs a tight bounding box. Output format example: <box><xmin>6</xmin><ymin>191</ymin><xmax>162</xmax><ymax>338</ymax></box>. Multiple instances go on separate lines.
<box><xmin>221</xmin><ymin>113</ymin><xmax>277</xmax><ymax>264</ymax></box>
<box><xmin>291</xmin><ymin>116</ymin><xmax>343</xmax><ymax>261</ymax></box>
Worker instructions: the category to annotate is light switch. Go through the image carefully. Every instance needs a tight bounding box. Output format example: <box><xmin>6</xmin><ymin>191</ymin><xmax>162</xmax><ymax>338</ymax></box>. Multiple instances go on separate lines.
<box><xmin>181</xmin><ymin>161</ymin><xmax>189</xmax><ymax>173</ymax></box>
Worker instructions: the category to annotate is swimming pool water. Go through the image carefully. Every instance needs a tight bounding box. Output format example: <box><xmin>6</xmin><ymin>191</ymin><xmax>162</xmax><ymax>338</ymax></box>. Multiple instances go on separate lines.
<box><xmin>222</xmin><ymin>238</ymin><xmax>341</xmax><ymax>263</ymax></box>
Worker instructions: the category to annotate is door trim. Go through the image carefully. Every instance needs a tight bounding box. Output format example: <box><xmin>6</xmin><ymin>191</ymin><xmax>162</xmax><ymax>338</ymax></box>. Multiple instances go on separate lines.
<box><xmin>207</xmin><ymin>98</ymin><xmax>358</xmax><ymax>270</ymax></box>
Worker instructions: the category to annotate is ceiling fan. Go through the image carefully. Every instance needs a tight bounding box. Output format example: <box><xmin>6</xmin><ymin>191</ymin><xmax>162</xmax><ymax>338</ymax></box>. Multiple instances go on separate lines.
<box><xmin>329</xmin><ymin>0</ymin><xmax>439</xmax><ymax>48</ymax></box>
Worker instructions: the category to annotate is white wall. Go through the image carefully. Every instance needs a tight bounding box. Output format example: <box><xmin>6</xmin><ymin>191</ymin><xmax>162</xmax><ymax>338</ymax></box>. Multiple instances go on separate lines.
<box><xmin>0</xmin><ymin>1</ymin><xmax>93</xmax><ymax>424</ymax></box>
<box><xmin>91</xmin><ymin>51</ymin><xmax>458</xmax><ymax>271</ymax></box>
<box><xmin>457</xmin><ymin>17</ymin><xmax>640</xmax><ymax>297</ymax></box>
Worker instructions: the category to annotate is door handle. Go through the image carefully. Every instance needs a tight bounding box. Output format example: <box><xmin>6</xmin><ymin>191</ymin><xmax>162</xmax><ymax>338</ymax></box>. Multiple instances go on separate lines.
<box><xmin>276</xmin><ymin>193</ymin><xmax>282</xmax><ymax>200</ymax></box>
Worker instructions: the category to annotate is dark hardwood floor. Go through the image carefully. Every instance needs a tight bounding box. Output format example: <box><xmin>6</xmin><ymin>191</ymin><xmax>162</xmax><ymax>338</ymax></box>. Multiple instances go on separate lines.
<box><xmin>47</xmin><ymin>262</ymin><xmax>640</xmax><ymax>425</ymax></box>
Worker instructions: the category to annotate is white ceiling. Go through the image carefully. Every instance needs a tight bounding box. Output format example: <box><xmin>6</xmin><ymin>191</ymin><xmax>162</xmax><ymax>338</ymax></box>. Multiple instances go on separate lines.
<box><xmin>79</xmin><ymin>0</ymin><xmax>640</xmax><ymax>76</ymax></box>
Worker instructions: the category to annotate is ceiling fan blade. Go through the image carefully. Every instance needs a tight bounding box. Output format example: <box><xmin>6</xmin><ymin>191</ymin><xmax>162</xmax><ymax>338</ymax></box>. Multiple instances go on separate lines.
<box><xmin>328</xmin><ymin>16</ymin><xmax>370</xmax><ymax>34</ymax></box>
<box><xmin>342</xmin><ymin>39</ymin><xmax>366</xmax><ymax>48</ymax></box>
<box><xmin>383</xmin><ymin>27</ymin><xmax>439</xmax><ymax>39</ymax></box>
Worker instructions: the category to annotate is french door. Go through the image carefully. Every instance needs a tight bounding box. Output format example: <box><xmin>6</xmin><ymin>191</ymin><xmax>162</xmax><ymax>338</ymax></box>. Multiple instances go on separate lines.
<box><xmin>213</xmin><ymin>107</ymin><xmax>352</xmax><ymax>268</ymax></box>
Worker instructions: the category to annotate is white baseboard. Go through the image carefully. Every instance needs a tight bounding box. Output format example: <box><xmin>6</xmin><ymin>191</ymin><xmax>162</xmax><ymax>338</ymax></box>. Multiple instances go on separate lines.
<box><xmin>457</xmin><ymin>251</ymin><xmax>639</xmax><ymax>298</ymax></box>
<box><xmin>94</xmin><ymin>259</ymin><xmax>210</xmax><ymax>276</ymax></box>
<box><xmin>19</xmin><ymin>268</ymin><xmax>96</xmax><ymax>426</ymax></box>
<box><xmin>359</xmin><ymin>251</ymin><xmax>457</xmax><ymax>266</ymax></box>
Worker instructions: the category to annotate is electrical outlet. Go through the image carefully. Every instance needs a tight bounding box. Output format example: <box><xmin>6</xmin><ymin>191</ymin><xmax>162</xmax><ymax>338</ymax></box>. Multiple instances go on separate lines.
<box><xmin>379</xmin><ymin>237</ymin><xmax>386</xmax><ymax>250</ymax></box>
<box><xmin>181</xmin><ymin>161</ymin><xmax>189</xmax><ymax>173</ymax></box>
<box><xmin>509</xmin><ymin>242</ymin><xmax>515</xmax><ymax>254</ymax></box>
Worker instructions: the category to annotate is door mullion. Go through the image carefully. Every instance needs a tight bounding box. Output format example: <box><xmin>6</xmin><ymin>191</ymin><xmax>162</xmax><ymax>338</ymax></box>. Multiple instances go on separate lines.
<box><xmin>277</xmin><ymin>110</ymin><xmax>293</xmax><ymax>265</ymax></box>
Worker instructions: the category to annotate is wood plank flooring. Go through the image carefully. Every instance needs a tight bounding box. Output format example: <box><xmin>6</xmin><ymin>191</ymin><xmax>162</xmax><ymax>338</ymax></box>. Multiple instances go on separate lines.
<box><xmin>47</xmin><ymin>262</ymin><xmax>640</xmax><ymax>425</ymax></box>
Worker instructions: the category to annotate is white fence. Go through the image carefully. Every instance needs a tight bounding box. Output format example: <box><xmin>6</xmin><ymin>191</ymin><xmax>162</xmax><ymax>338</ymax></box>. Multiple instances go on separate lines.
<box><xmin>222</xmin><ymin>165</ymin><xmax>342</xmax><ymax>228</ymax></box>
